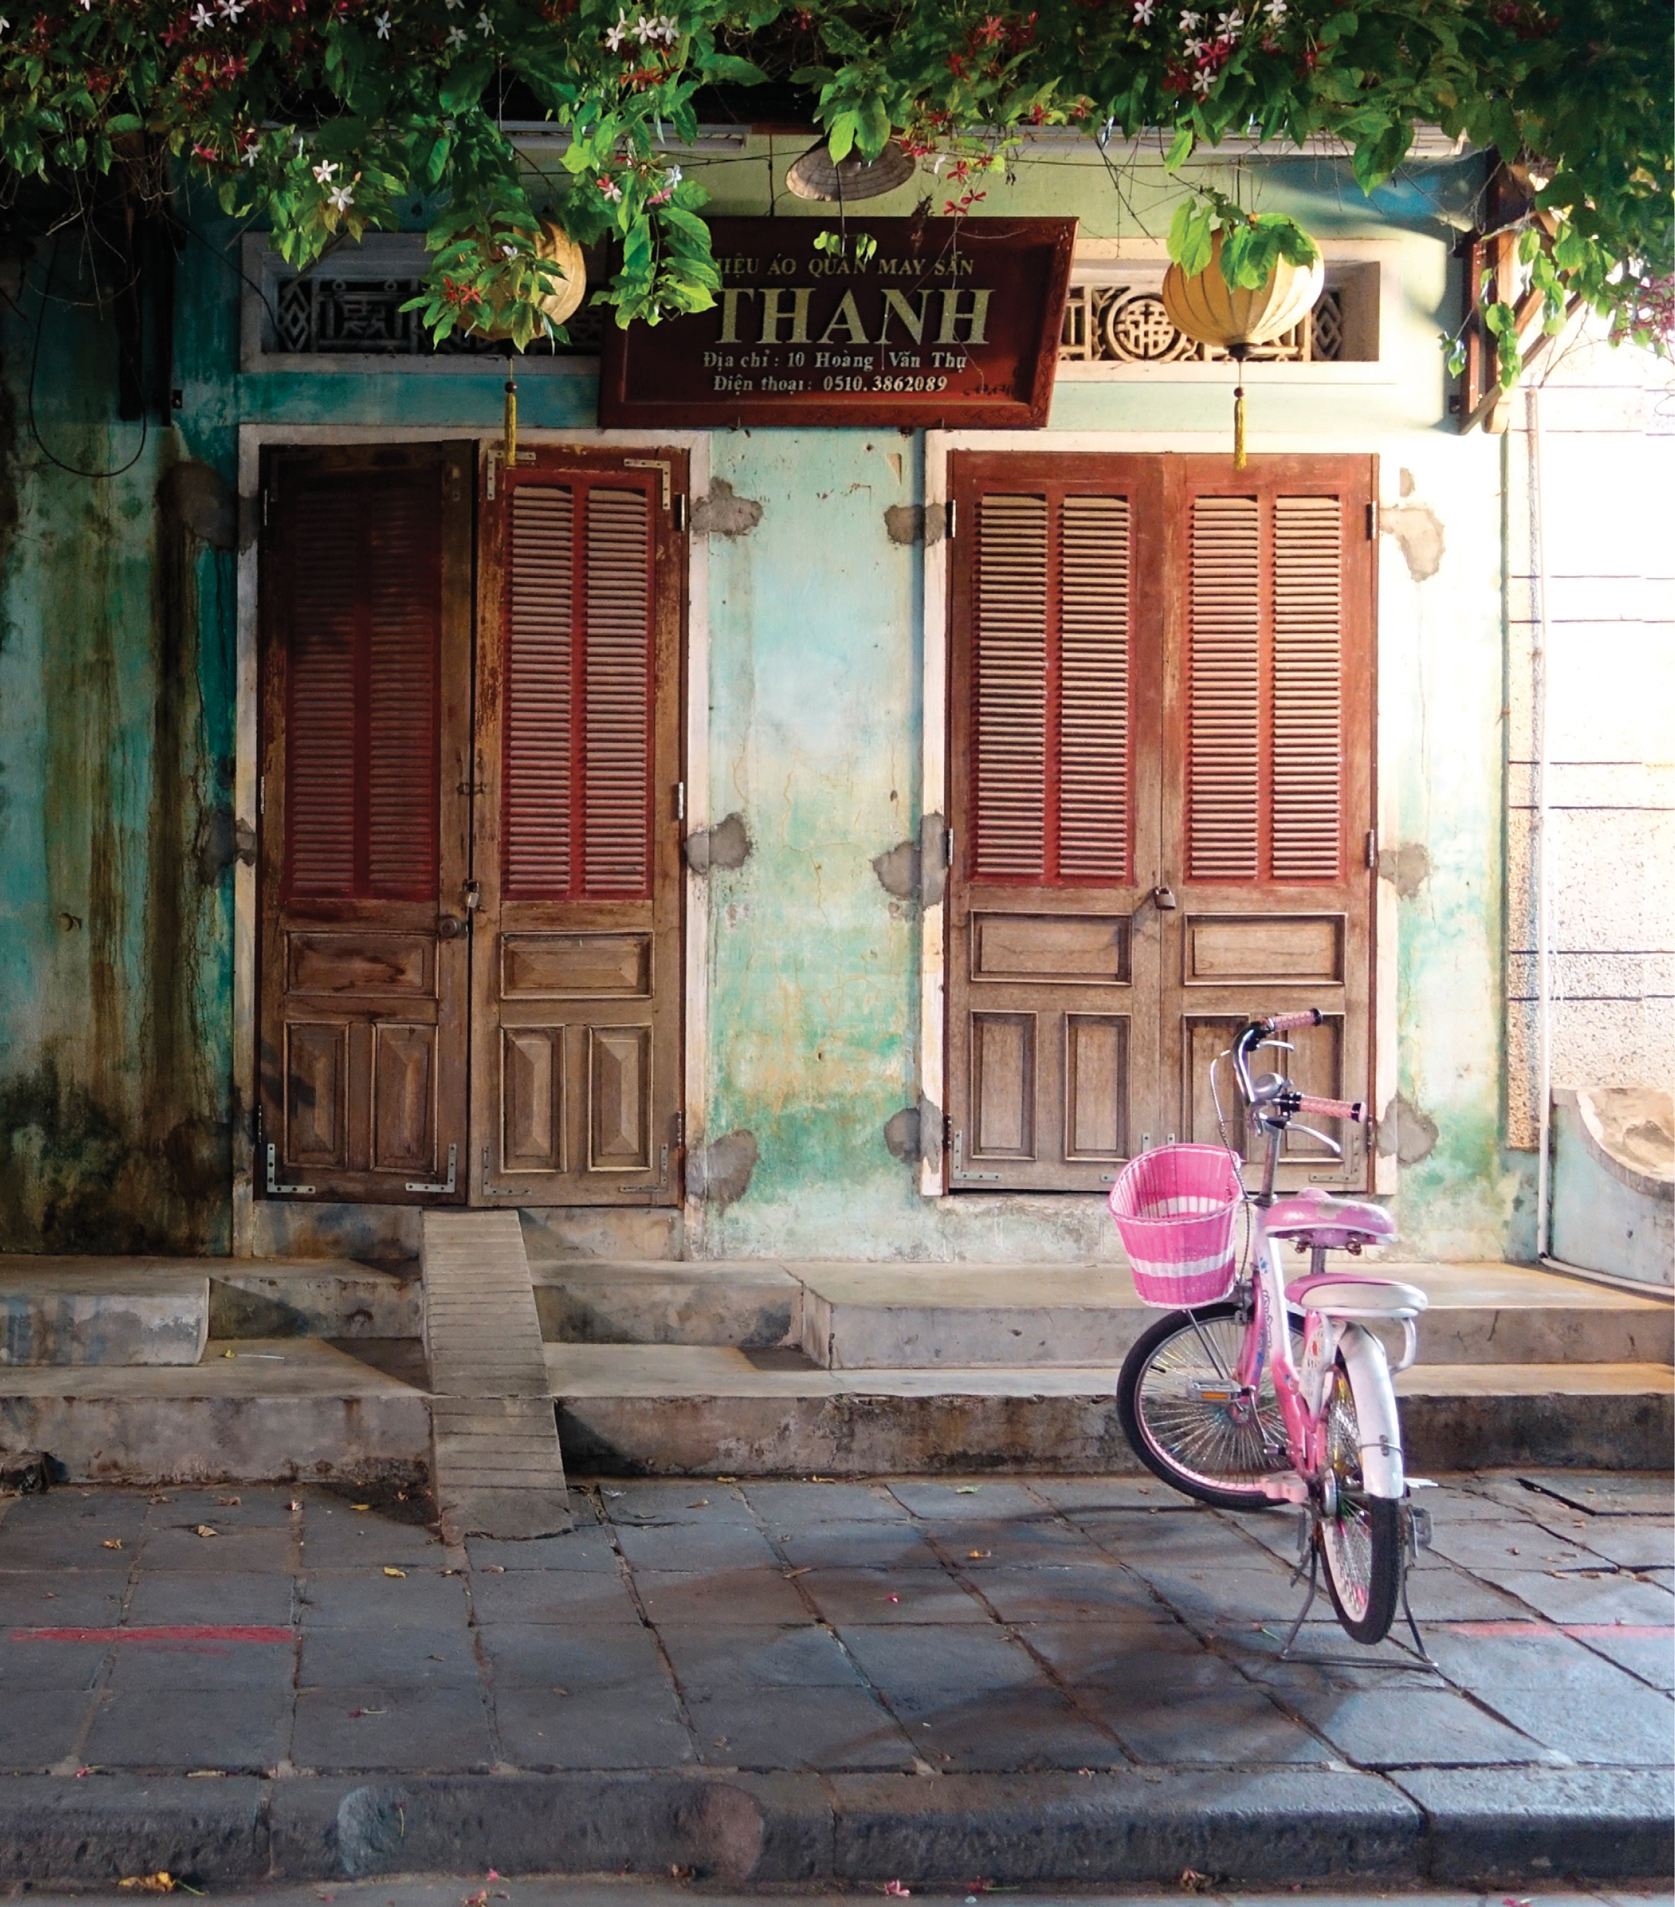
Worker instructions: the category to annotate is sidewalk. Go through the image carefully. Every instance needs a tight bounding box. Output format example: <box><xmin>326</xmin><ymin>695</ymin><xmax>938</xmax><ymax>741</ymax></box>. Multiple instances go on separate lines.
<box><xmin>0</xmin><ymin>1470</ymin><xmax>1668</xmax><ymax>1886</ymax></box>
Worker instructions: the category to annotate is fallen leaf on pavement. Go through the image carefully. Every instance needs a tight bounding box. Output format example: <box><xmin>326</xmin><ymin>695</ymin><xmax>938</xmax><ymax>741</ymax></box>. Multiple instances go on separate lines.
<box><xmin>194</xmin><ymin>1526</ymin><xmax>218</xmax><ymax>1539</ymax></box>
<box><xmin>1178</xmin><ymin>1871</ymin><xmax>1213</xmax><ymax>1894</ymax></box>
<box><xmin>885</xmin><ymin>1593</ymin><xmax>900</xmax><ymax>1603</ymax></box>
<box><xmin>481</xmin><ymin>1564</ymin><xmax>506</xmax><ymax>1574</ymax></box>
<box><xmin>464</xmin><ymin>1891</ymin><xmax>489</xmax><ymax>1906</ymax></box>
<box><xmin>353</xmin><ymin>1504</ymin><xmax>371</xmax><ymax>1512</ymax></box>
<box><xmin>783</xmin><ymin>1566</ymin><xmax>811</xmax><ymax>1579</ymax></box>
<box><xmin>715</xmin><ymin>1475</ymin><xmax>737</xmax><ymax>1483</ymax></box>
<box><xmin>883</xmin><ymin>1882</ymin><xmax>911</xmax><ymax>1897</ymax></box>
<box><xmin>73</xmin><ymin>1767</ymin><xmax>92</xmax><ymax>1777</ymax></box>
<box><xmin>185</xmin><ymin>1770</ymin><xmax>225</xmax><ymax>1779</ymax></box>
<box><xmin>102</xmin><ymin>1540</ymin><xmax>123</xmax><ymax>1550</ymax></box>
<box><xmin>966</xmin><ymin>1550</ymin><xmax>991</xmax><ymax>1559</ymax></box>
<box><xmin>383</xmin><ymin>1567</ymin><xmax>406</xmax><ymax>1578</ymax></box>
<box><xmin>118</xmin><ymin>1876</ymin><xmax>176</xmax><ymax>1894</ymax></box>
<box><xmin>289</xmin><ymin>1499</ymin><xmax>302</xmax><ymax>1512</ymax></box>
<box><xmin>149</xmin><ymin>1494</ymin><xmax>171</xmax><ymax>1505</ymax></box>
<box><xmin>955</xmin><ymin>1485</ymin><xmax>981</xmax><ymax>1495</ymax></box>
<box><xmin>687</xmin><ymin>1498</ymin><xmax>709</xmax><ymax>1508</ymax></box>
<box><xmin>552</xmin><ymin>1686</ymin><xmax>569</xmax><ymax>1696</ymax></box>
<box><xmin>217</xmin><ymin>1495</ymin><xmax>241</xmax><ymax>1507</ymax></box>
<box><xmin>347</xmin><ymin>1708</ymin><xmax>387</xmax><ymax>1718</ymax></box>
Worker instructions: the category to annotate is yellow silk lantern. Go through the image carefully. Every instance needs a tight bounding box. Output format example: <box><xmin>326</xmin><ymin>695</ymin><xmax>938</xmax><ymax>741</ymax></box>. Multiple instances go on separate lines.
<box><xmin>1161</xmin><ymin>230</ymin><xmax>1324</xmax><ymax>468</ymax></box>
<box><xmin>470</xmin><ymin>221</ymin><xmax>588</xmax><ymax>466</ymax></box>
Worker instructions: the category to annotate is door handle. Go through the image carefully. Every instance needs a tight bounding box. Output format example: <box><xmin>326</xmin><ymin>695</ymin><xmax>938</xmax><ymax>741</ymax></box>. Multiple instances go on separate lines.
<box><xmin>436</xmin><ymin>916</ymin><xmax>468</xmax><ymax>940</ymax></box>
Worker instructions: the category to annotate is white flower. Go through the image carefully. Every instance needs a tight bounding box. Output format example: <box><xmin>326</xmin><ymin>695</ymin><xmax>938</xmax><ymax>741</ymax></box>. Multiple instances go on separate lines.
<box><xmin>1217</xmin><ymin>7</ymin><xmax>1242</xmax><ymax>36</ymax></box>
<box><xmin>604</xmin><ymin>9</ymin><xmax>629</xmax><ymax>47</ymax></box>
<box><xmin>312</xmin><ymin>159</ymin><xmax>338</xmax><ymax>182</ymax></box>
<box><xmin>327</xmin><ymin>182</ymin><xmax>355</xmax><ymax>212</ymax></box>
<box><xmin>217</xmin><ymin>0</ymin><xmax>245</xmax><ymax>19</ymax></box>
<box><xmin>1133</xmin><ymin>0</ymin><xmax>1155</xmax><ymax>21</ymax></box>
<box><xmin>375</xmin><ymin>9</ymin><xmax>390</xmax><ymax>33</ymax></box>
<box><xmin>597</xmin><ymin>174</ymin><xmax>623</xmax><ymax>201</ymax></box>
<box><xmin>1192</xmin><ymin>64</ymin><xmax>1215</xmax><ymax>92</ymax></box>
<box><xmin>190</xmin><ymin>3</ymin><xmax>212</xmax><ymax>26</ymax></box>
<box><xmin>444</xmin><ymin>0</ymin><xmax>462</xmax><ymax>10</ymax></box>
<box><xmin>634</xmin><ymin>11</ymin><xmax>677</xmax><ymax>43</ymax></box>
<box><xmin>445</xmin><ymin>22</ymin><xmax>466</xmax><ymax>42</ymax></box>
<box><xmin>0</xmin><ymin>18</ymin><xmax>10</xmax><ymax>33</ymax></box>
<box><xmin>78</xmin><ymin>0</ymin><xmax>92</xmax><ymax>10</ymax></box>
<box><xmin>1183</xmin><ymin>35</ymin><xmax>1207</xmax><ymax>56</ymax></box>
<box><xmin>1178</xmin><ymin>9</ymin><xmax>1201</xmax><ymax>26</ymax></box>
<box><xmin>476</xmin><ymin>8</ymin><xmax>491</xmax><ymax>29</ymax></box>
<box><xmin>1264</xmin><ymin>0</ymin><xmax>1287</xmax><ymax>19</ymax></box>
<box><xmin>241</xmin><ymin>141</ymin><xmax>259</xmax><ymax>165</ymax></box>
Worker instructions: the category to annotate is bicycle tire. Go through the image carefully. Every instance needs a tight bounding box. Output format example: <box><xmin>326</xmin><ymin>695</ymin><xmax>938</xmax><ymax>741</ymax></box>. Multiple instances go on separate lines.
<box><xmin>1317</xmin><ymin>1356</ymin><xmax>1404</xmax><ymax>1644</ymax></box>
<box><xmin>1117</xmin><ymin>1302</ymin><xmax>1299</xmax><ymax>1511</ymax></box>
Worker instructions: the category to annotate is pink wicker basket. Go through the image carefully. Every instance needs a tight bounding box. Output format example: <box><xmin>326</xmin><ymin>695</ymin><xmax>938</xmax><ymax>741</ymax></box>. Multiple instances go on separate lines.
<box><xmin>1108</xmin><ymin>1144</ymin><xmax>1244</xmax><ymax>1308</ymax></box>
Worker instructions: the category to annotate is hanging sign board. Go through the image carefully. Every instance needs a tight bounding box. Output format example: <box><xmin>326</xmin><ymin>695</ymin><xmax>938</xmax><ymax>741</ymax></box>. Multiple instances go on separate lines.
<box><xmin>598</xmin><ymin>216</ymin><xmax>1076</xmax><ymax>430</ymax></box>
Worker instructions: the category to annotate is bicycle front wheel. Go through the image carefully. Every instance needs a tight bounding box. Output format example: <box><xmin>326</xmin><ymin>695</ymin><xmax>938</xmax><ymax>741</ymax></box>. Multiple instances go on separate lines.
<box><xmin>1117</xmin><ymin>1302</ymin><xmax>1298</xmax><ymax>1511</ymax></box>
<box><xmin>1317</xmin><ymin>1357</ymin><xmax>1403</xmax><ymax>1643</ymax></box>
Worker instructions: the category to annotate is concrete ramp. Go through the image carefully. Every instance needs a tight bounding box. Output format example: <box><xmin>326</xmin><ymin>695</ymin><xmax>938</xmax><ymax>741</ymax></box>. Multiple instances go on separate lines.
<box><xmin>421</xmin><ymin>1211</ymin><xmax>570</xmax><ymax>1540</ymax></box>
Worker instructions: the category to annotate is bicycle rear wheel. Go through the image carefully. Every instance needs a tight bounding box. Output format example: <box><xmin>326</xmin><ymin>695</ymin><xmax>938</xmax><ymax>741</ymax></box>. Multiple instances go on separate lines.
<box><xmin>1317</xmin><ymin>1357</ymin><xmax>1403</xmax><ymax>1643</ymax></box>
<box><xmin>1117</xmin><ymin>1302</ymin><xmax>1298</xmax><ymax>1510</ymax></box>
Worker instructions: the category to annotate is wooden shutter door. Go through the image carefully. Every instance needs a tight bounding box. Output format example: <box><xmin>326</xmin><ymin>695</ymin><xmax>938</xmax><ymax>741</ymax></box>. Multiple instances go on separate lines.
<box><xmin>471</xmin><ymin>448</ymin><xmax>685</xmax><ymax>1204</ymax></box>
<box><xmin>258</xmin><ymin>443</ymin><xmax>474</xmax><ymax>1203</ymax></box>
<box><xmin>946</xmin><ymin>454</ymin><xmax>1165</xmax><ymax>1190</ymax></box>
<box><xmin>1160</xmin><ymin>455</ymin><xmax>1377</xmax><ymax>1188</ymax></box>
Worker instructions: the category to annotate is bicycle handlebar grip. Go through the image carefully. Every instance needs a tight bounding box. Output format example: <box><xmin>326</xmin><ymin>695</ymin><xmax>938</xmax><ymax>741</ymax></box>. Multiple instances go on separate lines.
<box><xmin>1263</xmin><ymin>1008</ymin><xmax>1324</xmax><ymax>1033</ymax></box>
<box><xmin>1295</xmin><ymin>1093</ymin><xmax>1365</xmax><ymax>1123</ymax></box>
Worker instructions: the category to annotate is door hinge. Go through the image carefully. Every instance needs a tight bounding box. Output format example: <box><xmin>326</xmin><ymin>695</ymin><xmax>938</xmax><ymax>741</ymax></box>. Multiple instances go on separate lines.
<box><xmin>943</xmin><ymin>826</ymin><xmax>955</xmax><ymax>867</ymax></box>
<box><xmin>672</xmin><ymin>494</ymin><xmax>688</xmax><ymax>533</ymax></box>
<box><xmin>265</xmin><ymin>1143</ymin><xmax>315</xmax><ymax>1198</ymax></box>
<box><xmin>1365</xmin><ymin>827</ymin><xmax>1379</xmax><ymax>870</ymax></box>
<box><xmin>624</xmin><ymin>458</ymin><xmax>672</xmax><ymax>509</ymax></box>
<box><xmin>258</xmin><ymin>775</ymin><xmax>265</xmax><ymax>817</ymax></box>
<box><xmin>485</xmin><ymin>452</ymin><xmax>497</xmax><ymax>502</ymax></box>
<box><xmin>405</xmin><ymin>1142</ymin><xmax>458</xmax><ymax>1195</ymax></box>
<box><xmin>945</xmin><ymin>498</ymin><xmax>957</xmax><ymax>540</ymax></box>
<box><xmin>674</xmin><ymin>781</ymin><xmax>686</xmax><ymax>822</ymax></box>
<box><xmin>262</xmin><ymin>488</ymin><xmax>269</xmax><ymax>529</ymax></box>
<box><xmin>1366</xmin><ymin>500</ymin><xmax>1379</xmax><ymax>540</ymax></box>
<box><xmin>673</xmin><ymin>1110</ymin><xmax>685</xmax><ymax>1146</ymax></box>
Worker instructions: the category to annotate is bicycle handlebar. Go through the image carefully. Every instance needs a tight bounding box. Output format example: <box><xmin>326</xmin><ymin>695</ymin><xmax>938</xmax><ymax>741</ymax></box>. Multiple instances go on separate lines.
<box><xmin>1293</xmin><ymin>1093</ymin><xmax>1366</xmax><ymax>1124</ymax></box>
<box><xmin>1263</xmin><ymin>1009</ymin><xmax>1324</xmax><ymax>1033</ymax></box>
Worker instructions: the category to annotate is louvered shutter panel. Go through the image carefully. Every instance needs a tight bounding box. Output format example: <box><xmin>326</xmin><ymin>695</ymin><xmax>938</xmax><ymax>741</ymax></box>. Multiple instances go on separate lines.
<box><xmin>973</xmin><ymin>494</ymin><xmax>1048</xmax><ymax>880</ymax></box>
<box><xmin>1187</xmin><ymin>495</ymin><xmax>1262</xmax><ymax>882</ymax></box>
<box><xmin>1185</xmin><ymin>489</ymin><xmax>1347</xmax><ymax>885</ymax></box>
<box><xmin>1059</xmin><ymin>495</ymin><xmax>1130</xmax><ymax>882</ymax></box>
<box><xmin>1271</xmin><ymin>496</ymin><xmax>1343</xmax><ymax>879</ymax></box>
<box><xmin>504</xmin><ymin>487</ymin><xmax>575</xmax><ymax>895</ymax></box>
<box><xmin>583</xmin><ymin>488</ymin><xmax>652</xmax><ymax>897</ymax></box>
<box><xmin>502</xmin><ymin>478</ymin><xmax>653</xmax><ymax>902</ymax></box>
<box><xmin>285</xmin><ymin>475</ymin><xmax>441</xmax><ymax>901</ymax></box>
<box><xmin>971</xmin><ymin>489</ymin><xmax>1132</xmax><ymax>886</ymax></box>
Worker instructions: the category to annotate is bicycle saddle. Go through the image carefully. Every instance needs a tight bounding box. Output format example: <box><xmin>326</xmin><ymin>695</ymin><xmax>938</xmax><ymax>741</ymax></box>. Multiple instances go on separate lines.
<box><xmin>1285</xmin><ymin>1269</ymin><xmax>1428</xmax><ymax>1318</ymax></box>
<box><xmin>1264</xmin><ymin>1185</ymin><xmax>1396</xmax><ymax>1248</ymax></box>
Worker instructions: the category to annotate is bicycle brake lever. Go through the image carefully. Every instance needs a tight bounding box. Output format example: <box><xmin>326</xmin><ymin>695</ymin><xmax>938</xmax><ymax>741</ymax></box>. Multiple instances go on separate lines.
<box><xmin>1286</xmin><ymin>1122</ymin><xmax>1344</xmax><ymax>1160</ymax></box>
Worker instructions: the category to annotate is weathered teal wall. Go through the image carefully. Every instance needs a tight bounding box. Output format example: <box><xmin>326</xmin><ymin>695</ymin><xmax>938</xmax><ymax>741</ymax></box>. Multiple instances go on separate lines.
<box><xmin>0</xmin><ymin>150</ymin><xmax>1535</xmax><ymax>1260</ymax></box>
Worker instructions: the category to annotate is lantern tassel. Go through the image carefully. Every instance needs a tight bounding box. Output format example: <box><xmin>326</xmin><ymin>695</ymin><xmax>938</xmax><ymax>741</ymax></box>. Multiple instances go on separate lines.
<box><xmin>1233</xmin><ymin>380</ymin><xmax>1246</xmax><ymax>470</ymax></box>
<box><xmin>504</xmin><ymin>375</ymin><xmax>518</xmax><ymax>468</ymax></box>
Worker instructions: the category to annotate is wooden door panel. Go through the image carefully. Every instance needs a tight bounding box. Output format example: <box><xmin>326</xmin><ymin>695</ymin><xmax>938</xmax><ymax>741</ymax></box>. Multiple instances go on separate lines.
<box><xmin>947</xmin><ymin>454</ymin><xmax>1165</xmax><ymax>1191</ymax></box>
<box><xmin>471</xmin><ymin>449</ymin><xmax>685</xmax><ymax>1206</ymax></box>
<box><xmin>258</xmin><ymin>444</ymin><xmax>473</xmax><ymax>1204</ymax></box>
<box><xmin>1160</xmin><ymin>457</ymin><xmax>1377</xmax><ymax>1191</ymax></box>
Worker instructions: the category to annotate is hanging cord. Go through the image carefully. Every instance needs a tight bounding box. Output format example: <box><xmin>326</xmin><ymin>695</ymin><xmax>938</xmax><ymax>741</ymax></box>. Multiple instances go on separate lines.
<box><xmin>26</xmin><ymin>227</ymin><xmax>150</xmax><ymax>481</ymax></box>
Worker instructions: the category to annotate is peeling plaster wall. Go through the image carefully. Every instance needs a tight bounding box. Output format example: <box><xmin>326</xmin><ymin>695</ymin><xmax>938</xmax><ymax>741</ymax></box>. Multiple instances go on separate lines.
<box><xmin>0</xmin><ymin>151</ymin><xmax>1550</xmax><ymax>1264</ymax></box>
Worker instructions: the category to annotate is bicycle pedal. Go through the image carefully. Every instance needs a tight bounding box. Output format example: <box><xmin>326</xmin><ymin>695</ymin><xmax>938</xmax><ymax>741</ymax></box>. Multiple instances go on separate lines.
<box><xmin>1258</xmin><ymin>1471</ymin><xmax>1310</xmax><ymax>1505</ymax></box>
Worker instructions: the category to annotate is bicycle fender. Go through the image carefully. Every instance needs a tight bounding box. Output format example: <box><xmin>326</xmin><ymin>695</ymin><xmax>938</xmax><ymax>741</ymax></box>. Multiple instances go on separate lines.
<box><xmin>1337</xmin><ymin>1322</ymin><xmax>1406</xmax><ymax>1498</ymax></box>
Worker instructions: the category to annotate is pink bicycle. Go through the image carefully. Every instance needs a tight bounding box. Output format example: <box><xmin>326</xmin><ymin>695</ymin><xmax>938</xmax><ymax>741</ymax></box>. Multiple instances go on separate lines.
<box><xmin>1110</xmin><ymin>1010</ymin><xmax>1429</xmax><ymax>1646</ymax></box>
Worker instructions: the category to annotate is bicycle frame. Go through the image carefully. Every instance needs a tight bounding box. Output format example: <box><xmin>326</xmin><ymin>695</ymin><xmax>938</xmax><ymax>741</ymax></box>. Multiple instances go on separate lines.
<box><xmin>1224</xmin><ymin>1025</ymin><xmax>1407</xmax><ymax>1503</ymax></box>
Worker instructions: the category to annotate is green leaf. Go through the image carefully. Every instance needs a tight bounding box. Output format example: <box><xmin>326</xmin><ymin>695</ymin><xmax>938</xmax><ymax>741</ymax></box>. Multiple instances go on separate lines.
<box><xmin>1164</xmin><ymin>124</ymin><xmax>1194</xmax><ymax>173</ymax></box>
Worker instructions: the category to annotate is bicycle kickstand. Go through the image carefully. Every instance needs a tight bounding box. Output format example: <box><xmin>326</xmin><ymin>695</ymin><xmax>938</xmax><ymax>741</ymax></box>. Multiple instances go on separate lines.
<box><xmin>1277</xmin><ymin>1528</ymin><xmax>1321</xmax><ymax>1661</ymax></box>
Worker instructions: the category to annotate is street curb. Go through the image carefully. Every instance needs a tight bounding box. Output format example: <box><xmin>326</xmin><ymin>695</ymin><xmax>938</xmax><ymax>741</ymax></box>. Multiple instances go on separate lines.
<box><xmin>0</xmin><ymin>1768</ymin><xmax>1666</xmax><ymax>1885</ymax></box>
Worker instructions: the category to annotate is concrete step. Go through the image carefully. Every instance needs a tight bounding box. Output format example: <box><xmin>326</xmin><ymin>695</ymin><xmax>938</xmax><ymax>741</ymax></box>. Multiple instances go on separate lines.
<box><xmin>531</xmin><ymin>1256</ymin><xmax>1673</xmax><ymax>1369</ymax></box>
<box><xmin>547</xmin><ymin>1343</ymin><xmax>1674</xmax><ymax>1477</ymax></box>
<box><xmin>532</xmin><ymin>1258</ymin><xmax>801</xmax><ymax>1348</ymax></box>
<box><xmin>0</xmin><ymin>1260</ymin><xmax>208</xmax><ymax>1366</ymax></box>
<box><xmin>211</xmin><ymin>1257</ymin><xmax>420</xmax><ymax>1340</ymax></box>
<box><xmin>0</xmin><ymin>1338</ymin><xmax>429</xmax><ymax>1484</ymax></box>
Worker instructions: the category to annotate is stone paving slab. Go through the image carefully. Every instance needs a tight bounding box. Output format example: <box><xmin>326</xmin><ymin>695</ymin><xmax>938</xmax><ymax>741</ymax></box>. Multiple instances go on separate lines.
<box><xmin>0</xmin><ymin>1470</ymin><xmax>1666</xmax><ymax>1883</ymax></box>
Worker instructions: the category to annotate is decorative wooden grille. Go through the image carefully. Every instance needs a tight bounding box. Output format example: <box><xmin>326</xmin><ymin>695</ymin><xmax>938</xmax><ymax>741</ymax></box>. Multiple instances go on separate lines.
<box><xmin>1061</xmin><ymin>285</ymin><xmax>1345</xmax><ymax>364</ymax></box>
<box><xmin>270</xmin><ymin>273</ymin><xmax>604</xmax><ymax>356</ymax></box>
